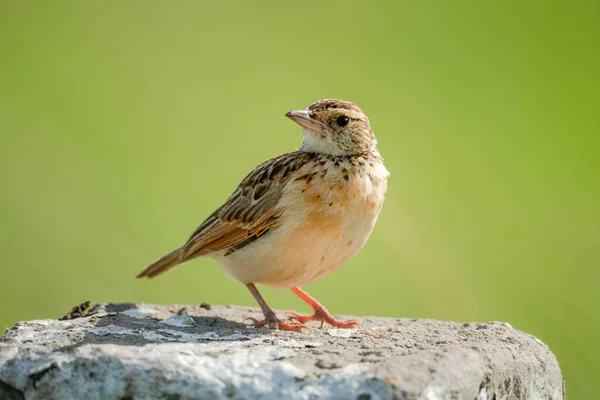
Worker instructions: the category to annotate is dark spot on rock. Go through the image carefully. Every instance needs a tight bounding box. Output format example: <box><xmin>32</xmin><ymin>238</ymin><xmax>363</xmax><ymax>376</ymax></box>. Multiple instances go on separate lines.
<box><xmin>347</xmin><ymin>240</ymin><xmax>353</xmax><ymax>246</ymax></box>
<box><xmin>0</xmin><ymin>380</ymin><xmax>24</xmax><ymax>400</ymax></box>
<box><xmin>502</xmin><ymin>377</ymin><xmax>512</xmax><ymax>394</ymax></box>
<box><xmin>59</xmin><ymin>301</ymin><xmax>91</xmax><ymax>320</ymax></box>
<box><xmin>29</xmin><ymin>363</ymin><xmax>59</xmax><ymax>388</ymax></box>
<box><xmin>223</xmin><ymin>383</ymin><xmax>236</xmax><ymax>398</ymax></box>
<box><xmin>356</xmin><ymin>394</ymin><xmax>372</xmax><ymax>400</ymax></box>
<box><xmin>513</xmin><ymin>376</ymin><xmax>522</xmax><ymax>398</ymax></box>
<box><xmin>315</xmin><ymin>359</ymin><xmax>341</xmax><ymax>369</ymax></box>
<box><xmin>329</xmin><ymin>202</ymin><xmax>333</xmax><ymax>207</ymax></box>
<box><xmin>359</xmin><ymin>350</ymin><xmax>383</xmax><ymax>357</ymax></box>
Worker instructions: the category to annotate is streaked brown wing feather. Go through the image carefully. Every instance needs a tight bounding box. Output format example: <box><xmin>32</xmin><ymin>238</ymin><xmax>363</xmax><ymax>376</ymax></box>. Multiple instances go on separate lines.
<box><xmin>182</xmin><ymin>151</ymin><xmax>314</xmax><ymax>259</ymax></box>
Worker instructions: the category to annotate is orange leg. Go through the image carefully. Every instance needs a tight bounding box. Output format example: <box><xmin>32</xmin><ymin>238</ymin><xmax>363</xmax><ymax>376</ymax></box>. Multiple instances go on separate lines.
<box><xmin>285</xmin><ymin>287</ymin><xmax>359</xmax><ymax>328</ymax></box>
<box><xmin>245</xmin><ymin>283</ymin><xmax>309</xmax><ymax>332</ymax></box>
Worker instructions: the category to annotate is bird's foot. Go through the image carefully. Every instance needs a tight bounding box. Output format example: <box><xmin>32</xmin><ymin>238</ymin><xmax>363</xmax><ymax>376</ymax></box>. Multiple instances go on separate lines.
<box><xmin>246</xmin><ymin>316</ymin><xmax>310</xmax><ymax>332</ymax></box>
<box><xmin>285</xmin><ymin>307</ymin><xmax>359</xmax><ymax>329</ymax></box>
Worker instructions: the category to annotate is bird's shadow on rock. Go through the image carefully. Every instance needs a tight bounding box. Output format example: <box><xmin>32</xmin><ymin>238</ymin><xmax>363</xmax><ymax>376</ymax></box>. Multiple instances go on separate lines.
<box><xmin>56</xmin><ymin>302</ymin><xmax>269</xmax><ymax>352</ymax></box>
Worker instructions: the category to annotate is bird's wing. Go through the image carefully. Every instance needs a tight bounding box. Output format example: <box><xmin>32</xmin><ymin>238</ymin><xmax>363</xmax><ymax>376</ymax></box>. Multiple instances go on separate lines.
<box><xmin>182</xmin><ymin>151</ymin><xmax>314</xmax><ymax>259</ymax></box>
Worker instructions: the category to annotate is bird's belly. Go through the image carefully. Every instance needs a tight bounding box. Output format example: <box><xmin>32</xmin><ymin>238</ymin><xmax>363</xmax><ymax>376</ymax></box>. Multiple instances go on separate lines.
<box><xmin>216</xmin><ymin>175</ymin><xmax>386</xmax><ymax>288</ymax></box>
<box><xmin>217</xmin><ymin>211</ymin><xmax>377</xmax><ymax>288</ymax></box>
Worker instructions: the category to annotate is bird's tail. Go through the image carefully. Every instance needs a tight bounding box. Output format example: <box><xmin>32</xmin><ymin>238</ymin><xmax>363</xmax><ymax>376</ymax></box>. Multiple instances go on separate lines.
<box><xmin>136</xmin><ymin>246</ymin><xmax>185</xmax><ymax>279</ymax></box>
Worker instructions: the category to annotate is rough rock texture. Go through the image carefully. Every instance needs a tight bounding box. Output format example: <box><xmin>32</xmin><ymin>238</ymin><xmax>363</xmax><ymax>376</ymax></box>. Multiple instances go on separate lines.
<box><xmin>0</xmin><ymin>303</ymin><xmax>563</xmax><ymax>400</ymax></box>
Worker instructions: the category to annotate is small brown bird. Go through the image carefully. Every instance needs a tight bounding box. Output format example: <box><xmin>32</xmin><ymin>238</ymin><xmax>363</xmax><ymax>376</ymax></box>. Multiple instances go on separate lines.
<box><xmin>137</xmin><ymin>99</ymin><xmax>389</xmax><ymax>332</ymax></box>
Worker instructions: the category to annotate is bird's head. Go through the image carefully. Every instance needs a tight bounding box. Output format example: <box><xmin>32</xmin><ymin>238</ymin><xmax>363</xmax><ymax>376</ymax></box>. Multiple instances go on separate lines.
<box><xmin>286</xmin><ymin>99</ymin><xmax>377</xmax><ymax>156</ymax></box>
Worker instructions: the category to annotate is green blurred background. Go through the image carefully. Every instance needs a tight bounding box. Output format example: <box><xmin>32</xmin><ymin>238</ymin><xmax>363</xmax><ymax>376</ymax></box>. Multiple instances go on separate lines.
<box><xmin>1</xmin><ymin>1</ymin><xmax>598</xmax><ymax>398</ymax></box>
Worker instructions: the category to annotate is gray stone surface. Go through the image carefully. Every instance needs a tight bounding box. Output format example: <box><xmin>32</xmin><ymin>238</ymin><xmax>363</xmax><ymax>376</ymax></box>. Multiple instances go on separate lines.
<box><xmin>0</xmin><ymin>303</ymin><xmax>563</xmax><ymax>400</ymax></box>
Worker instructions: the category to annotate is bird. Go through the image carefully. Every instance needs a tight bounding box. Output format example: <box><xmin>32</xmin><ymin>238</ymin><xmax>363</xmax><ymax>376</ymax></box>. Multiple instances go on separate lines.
<box><xmin>136</xmin><ymin>99</ymin><xmax>389</xmax><ymax>332</ymax></box>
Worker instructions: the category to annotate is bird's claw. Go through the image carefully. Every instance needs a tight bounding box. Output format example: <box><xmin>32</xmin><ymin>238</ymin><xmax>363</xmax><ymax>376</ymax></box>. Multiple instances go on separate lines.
<box><xmin>246</xmin><ymin>316</ymin><xmax>310</xmax><ymax>332</ymax></box>
<box><xmin>285</xmin><ymin>310</ymin><xmax>359</xmax><ymax>329</ymax></box>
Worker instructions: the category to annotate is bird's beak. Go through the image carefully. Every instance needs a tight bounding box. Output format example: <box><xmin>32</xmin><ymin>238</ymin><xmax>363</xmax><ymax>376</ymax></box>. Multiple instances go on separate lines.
<box><xmin>285</xmin><ymin>110</ymin><xmax>332</xmax><ymax>134</ymax></box>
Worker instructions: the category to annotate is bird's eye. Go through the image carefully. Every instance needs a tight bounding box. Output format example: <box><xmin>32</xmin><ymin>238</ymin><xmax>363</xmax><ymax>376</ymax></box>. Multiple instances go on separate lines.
<box><xmin>336</xmin><ymin>116</ymin><xmax>349</xmax><ymax>127</ymax></box>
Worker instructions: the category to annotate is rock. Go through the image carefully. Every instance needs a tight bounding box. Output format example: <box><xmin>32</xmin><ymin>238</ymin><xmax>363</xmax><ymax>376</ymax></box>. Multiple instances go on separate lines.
<box><xmin>0</xmin><ymin>303</ymin><xmax>563</xmax><ymax>400</ymax></box>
